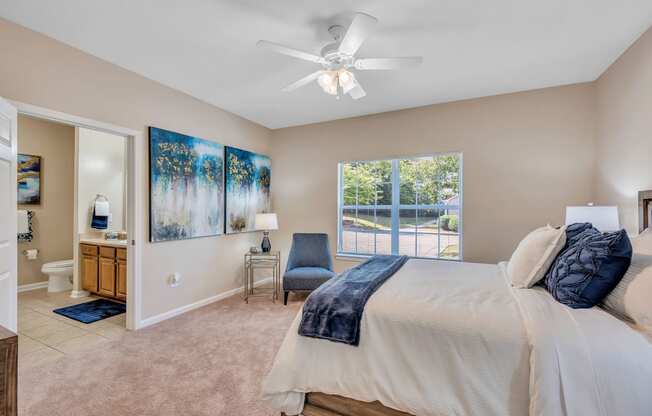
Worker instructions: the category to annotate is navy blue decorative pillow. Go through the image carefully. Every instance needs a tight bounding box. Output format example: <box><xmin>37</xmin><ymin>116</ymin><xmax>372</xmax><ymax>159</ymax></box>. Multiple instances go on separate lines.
<box><xmin>564</xmin><ymin>222</ymin><xmax>595</xmax><ymax>245</ymax></box>
<box><xmin>544</xmin><ymin>224</ymin><xmax>632</xmax><ymax>309</ymax></box>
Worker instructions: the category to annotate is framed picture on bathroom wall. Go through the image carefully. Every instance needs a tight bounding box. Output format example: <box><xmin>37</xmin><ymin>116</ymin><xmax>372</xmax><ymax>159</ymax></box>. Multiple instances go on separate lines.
<box><xmin>149</xmin><ymin>127</ymin><xmax>225</xmax><ymax>242</ymax></box>
<box><xmin>224</xmin><ymin>146</ymin><xmax>271</xmax><ymax>234</ymax></box>
<box><xmin>17</xmin><ymin>153</ymin><xmax>41</xmax><ymax>205</ymax></box>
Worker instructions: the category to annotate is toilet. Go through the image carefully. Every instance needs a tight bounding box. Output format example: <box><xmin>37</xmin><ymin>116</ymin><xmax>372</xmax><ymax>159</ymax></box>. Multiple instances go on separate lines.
<box><xmin>41</xmin><ymin>259</ymin><xmax>74</xmax><ymax>292</ymax></box>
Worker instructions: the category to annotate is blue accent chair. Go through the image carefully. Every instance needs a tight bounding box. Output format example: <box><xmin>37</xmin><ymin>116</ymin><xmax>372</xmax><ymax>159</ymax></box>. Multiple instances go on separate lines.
<box><xmin>283</xmin><ymin>233</ymin><xmax>336</xmax><ymax>305</ymax></box>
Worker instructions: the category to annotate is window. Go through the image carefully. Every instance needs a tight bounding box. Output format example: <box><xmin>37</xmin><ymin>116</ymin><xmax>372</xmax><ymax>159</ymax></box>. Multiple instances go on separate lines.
<box><xmin>338</xmin><ymin>153</ymin><xmax>462</xmax><ymax>260</ymax></box>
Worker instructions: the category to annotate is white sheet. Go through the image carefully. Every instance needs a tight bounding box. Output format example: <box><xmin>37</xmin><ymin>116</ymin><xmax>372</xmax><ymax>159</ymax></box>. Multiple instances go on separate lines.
<box><xmin>262</xmin><ymin>259</ymin><xmax>652</xmax><ymax>415</ymax></box>
<box><xmin>262</xmin><ymin>259</ymin><xmax>531</xmax><ymax>415</ymax></box>
<box><xmin>506</xmin><ymin>262</ymin><xmax>652</xmax><ymax>416</ymax></box>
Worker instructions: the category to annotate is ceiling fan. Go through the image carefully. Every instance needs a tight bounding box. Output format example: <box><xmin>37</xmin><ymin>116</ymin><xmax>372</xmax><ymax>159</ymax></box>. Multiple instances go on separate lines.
<box><xmin>257</xmin><ymin>12</ymin><xmax>423</xmax><ymax>100</ymax></box>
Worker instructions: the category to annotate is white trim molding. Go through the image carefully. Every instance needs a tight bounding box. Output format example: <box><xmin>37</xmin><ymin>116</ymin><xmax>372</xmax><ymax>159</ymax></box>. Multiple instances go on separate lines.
<box><xmin>17</xmin><ymin>281</ymin><xmax>48</xmax><ymax>293</ymax></box>
<box><xmin>139</xmin><ymin>278</ymin><xmax>273</xmax><ymax>329</ymax></box>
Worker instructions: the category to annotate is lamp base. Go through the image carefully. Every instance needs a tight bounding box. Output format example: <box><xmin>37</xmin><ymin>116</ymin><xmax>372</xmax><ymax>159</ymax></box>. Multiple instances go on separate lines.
<box><xmin>261</xmin><ymin>232</ymin><xmax>271</xmax><ymax>253</ymax></box>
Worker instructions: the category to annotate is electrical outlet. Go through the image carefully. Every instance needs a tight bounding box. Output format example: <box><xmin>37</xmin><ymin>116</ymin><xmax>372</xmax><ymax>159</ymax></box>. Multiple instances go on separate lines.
<box><xmin>168</xmin><ymin>272</ymin><xmax>181</xmax><ymax>288</ymax></box>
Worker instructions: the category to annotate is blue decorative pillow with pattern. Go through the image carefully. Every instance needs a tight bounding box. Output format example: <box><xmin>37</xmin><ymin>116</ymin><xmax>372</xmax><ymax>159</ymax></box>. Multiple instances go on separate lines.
<box><xmin>543</xmin><ymin>223</ymin><xmax>632</xmax><ymax>309</ymax></box>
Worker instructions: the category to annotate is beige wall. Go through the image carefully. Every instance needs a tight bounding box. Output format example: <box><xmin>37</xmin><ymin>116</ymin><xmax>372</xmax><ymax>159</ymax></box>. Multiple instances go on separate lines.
<box><xmin>77</xmin><ymin>127</ymin><xmax>126</xmax><ymax>234</ymax></box>
<box><xmin>271</xmin><ymin>84</ymin><xmax>597</xmax><ymax>270</ymax></box>
<box><xmin>17</xmin><ymin>115</ymin><xmax>75</xmax><ymax>286</ymax></box>
<box><xmin>0</xmin><ymin>18</ymin><xmax>272</xmax><ymax>320</ymax></box>
<box><xmin>5</xmin><ymin>15</ymin><xmax>650</xmax><ymax>322</ymax></box>
<box><xmin>595</xmin><ymin>27</ymin><xmax>652</xmax><ymax>234</ymax></box>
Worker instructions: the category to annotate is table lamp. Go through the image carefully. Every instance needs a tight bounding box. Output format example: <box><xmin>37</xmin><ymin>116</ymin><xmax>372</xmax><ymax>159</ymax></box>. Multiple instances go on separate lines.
<box><xmin>255</xmin><ymin>213</ymin><xmax>278</xmax><ymax>253</ymax></box>
<box><xmin>565</xmin><ymin>205</ymin><xmax>620</xmax><ymax>231</ymax></box>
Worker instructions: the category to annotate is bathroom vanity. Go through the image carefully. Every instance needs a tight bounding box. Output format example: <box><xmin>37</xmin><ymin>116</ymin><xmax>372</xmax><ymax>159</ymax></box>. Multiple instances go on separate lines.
<box><xmin>80</xmin><ymin>240</ymin><xmax>127</xmax><ymax>300</ymax></box>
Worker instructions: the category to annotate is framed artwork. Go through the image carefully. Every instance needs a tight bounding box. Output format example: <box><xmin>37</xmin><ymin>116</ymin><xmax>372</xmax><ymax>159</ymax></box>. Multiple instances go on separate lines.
<box><xmin>17</xmin><ymin>154</ymin><xmax>41</xmax><ymax>204</ymax></box>
<box><xmin>225</xmin><ymin>146</ymin><xmax>271</xmax><ymax>233</ymax></box>
<box><xmin>149</xmin><ymin>127</ymin><xmax>224</xmax><ymax>242</ymax></box>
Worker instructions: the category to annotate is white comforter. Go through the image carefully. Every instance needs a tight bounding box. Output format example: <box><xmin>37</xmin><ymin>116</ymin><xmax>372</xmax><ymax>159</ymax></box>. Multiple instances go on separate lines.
<box><xmin>262</xmin><ymin>259</ymin><xmax>652</xmax><ymax>416</ymax></box>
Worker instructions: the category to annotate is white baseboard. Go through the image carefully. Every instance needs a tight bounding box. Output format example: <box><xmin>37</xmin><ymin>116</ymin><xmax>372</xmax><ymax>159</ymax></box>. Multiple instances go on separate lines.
<box><xmin>70</xmin><ymin>290</ymin><xmax>90</xmax><ymax>298</ymax></box>
<box><xmin>138</xmin><ymin>277</ymin><xmax>273</xmax><ymax>329</ymax></box>
<box><xmin>18</xmin><ymin>281</ymin><xmax>48</xmax><ymax>293</ymax></box>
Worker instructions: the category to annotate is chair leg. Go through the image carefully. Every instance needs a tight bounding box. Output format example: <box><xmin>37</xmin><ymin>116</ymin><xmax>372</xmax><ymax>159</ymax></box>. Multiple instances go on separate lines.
<box><xmin>284</xmin><ymin>291</ymin><xmax>289</xmax><ymax>305</ymax></box>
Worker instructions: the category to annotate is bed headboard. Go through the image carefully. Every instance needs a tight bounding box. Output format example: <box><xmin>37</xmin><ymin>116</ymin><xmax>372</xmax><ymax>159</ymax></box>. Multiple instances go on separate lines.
<box><xmin>639</xmin><ymin>190</ymin><xmax>652</xmax><ymax>232</ymax></box>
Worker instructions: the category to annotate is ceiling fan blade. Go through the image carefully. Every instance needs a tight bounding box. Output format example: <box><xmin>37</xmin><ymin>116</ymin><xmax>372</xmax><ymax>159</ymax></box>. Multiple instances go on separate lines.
<box><xmin>257</xmin><ymin>40</ymin><xmax>325</xmax><ymax>64</ymax></box>
<box><xmin>338</xmin><ymin>12</ymin><xmax>378</xmax><ymax>56</ymax></box>
<box><xmin>347</xmin><ymin>79</ymin><xmax>367</xmax><ymax>100</ymax></box>
<box><xmin>282</xmin><ymin>71</ymin><xmax>324</xmax><ymax>92</ymax></box>
<box><xmin>354</xmin><ymin>57</ymin><xmax>423</xmax><ymax>70</ymax></box>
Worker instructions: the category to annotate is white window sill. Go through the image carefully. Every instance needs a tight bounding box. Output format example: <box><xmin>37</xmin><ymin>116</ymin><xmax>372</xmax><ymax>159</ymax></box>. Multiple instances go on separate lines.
<box><xmin>336</xmin><ymin>253</ymin><xmax>462</xmax><ymax>262</ymax></box>
<box><xmin>335</xmin><ymin>253</ymin><xmax>370</xmax><ymax>262</ymax></box>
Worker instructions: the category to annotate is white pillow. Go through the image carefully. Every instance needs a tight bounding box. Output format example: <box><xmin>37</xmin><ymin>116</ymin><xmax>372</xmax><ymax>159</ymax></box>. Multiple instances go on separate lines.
<box><xmin>603</xmin><ymin>252</ymin><xmax>652</xmax><ymax>335</ymax></box>
<box><xmin>507</xmin><ymin>225</ymin><xmax>567</xmax><ymax>288</ymax></box>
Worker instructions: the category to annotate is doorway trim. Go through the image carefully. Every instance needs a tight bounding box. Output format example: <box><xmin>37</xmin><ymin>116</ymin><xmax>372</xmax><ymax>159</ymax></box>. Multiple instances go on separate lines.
<box><xmin>11</xmin><ymin>100</ymin><xmax>143</xmax><ymax>330</ymax></box>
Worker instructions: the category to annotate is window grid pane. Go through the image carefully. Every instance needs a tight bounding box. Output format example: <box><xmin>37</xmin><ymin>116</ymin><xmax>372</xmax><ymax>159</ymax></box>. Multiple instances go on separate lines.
<box><xmin>339</xmin><ymin>154</ymin><xmax>461</xmax><ymax>260</ymax></box>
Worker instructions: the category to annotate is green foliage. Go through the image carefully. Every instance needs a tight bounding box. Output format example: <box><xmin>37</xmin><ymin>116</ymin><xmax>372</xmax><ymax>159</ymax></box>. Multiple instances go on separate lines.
<box><xmin>399</xmin><ymin>156</ymin><xmax>459</xmax><ymax>204</ymax></box>
<box><xmin>439</xmin><ymin>214</ymin><xmax>450</xmax><ymax>230</ymax></box>
<box><xmin>342</xmin><ymin>160</ymin><xmax>391</xmax><ymax>206</ymax></box>
<box><xmin>448</xmin><ymin>216</ymin><xmax>458</xmax><ymax>232</ymax></box>
<box><xmin>342</xmin><ymin>155</ymin><xmax>459</xmax><ymax>207</ymax></box>
<box><xmin>439</xmin><ymin>214</ymin><xmax>458</xmax><ymax>232</ymax></box>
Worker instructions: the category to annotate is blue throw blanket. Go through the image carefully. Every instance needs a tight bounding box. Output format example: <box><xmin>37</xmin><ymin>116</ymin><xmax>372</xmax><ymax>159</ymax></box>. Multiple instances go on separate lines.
<box><xmin>298</xmin><ymin>255</ymin><xmax>409</xmax><ymax>346</ymax></box>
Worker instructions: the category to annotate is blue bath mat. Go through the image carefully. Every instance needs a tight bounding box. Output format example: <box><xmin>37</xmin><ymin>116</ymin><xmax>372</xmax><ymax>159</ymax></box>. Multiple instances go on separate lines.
<box><xmin>53</xmin><ymin>299</ymin><xmax>126</xmax><ymax>324</ymax></box>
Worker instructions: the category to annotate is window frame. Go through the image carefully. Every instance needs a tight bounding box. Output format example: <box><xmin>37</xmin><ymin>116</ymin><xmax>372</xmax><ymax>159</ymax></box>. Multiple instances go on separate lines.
<box><xmin>337</xmin><ymin>152</ymin><xmax>463</xmax><ymax>261</ymax></box>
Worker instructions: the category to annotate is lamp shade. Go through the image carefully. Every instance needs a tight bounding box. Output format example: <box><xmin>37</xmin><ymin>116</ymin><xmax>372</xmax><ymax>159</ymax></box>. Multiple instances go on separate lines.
<box><xmin>565</xmin><ymin>206</ymin><xmax>620</xmax><ymax>231</ymax></box>
<box><xmin>255</xmin><ymin>213</ymin><xmax>278</xmax><ymax>231</ymax></box>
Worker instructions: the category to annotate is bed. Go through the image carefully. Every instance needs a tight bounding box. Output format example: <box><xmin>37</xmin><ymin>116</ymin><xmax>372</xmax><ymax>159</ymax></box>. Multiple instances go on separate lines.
<box><xmin>262</xmin><ymin>258</ymin><xmax>652</xmax><ymax>416</ymax></box>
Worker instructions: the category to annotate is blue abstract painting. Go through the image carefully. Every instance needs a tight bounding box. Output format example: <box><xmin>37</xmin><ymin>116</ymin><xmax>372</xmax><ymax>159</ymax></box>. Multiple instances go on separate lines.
<box><xmin>225</xmin><ymin>147</ymin><xmax>271</xmax><ymax>233</ymax></box>
<box><xmin>17</xmin><ymin>154</ymin><xmax>41</xmax><ymax>205</ymax></box>
<box><xmin>149</xmin><ymin>127</ymin><xmax>224</xmax><ymax>242</ymax></box>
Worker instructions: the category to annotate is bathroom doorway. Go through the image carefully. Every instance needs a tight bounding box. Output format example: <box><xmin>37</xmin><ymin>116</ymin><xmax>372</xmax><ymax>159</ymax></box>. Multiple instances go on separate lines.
<box><xmin>16</xmin><ymin>117</ymin><xmax>133</xmax><ymax>363</ymax></box>
<box><xmin>6</xmin><ymin>99</ymin><xmax>144</xmax><ymax>369</ymax></box>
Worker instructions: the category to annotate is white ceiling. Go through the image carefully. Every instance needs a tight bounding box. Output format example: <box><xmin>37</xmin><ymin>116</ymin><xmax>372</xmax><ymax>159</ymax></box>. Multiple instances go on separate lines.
<box><xmin>1</xmin><ymin>1</ymin><xmax>651</xmax><ymax>129</ymax></box>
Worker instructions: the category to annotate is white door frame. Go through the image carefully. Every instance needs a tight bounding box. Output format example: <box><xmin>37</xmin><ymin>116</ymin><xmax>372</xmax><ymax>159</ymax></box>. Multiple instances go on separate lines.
<box><xmin>11</xmin><ymin>101</ymin><xmax>143</xmax><ymax>330</ymax></box>
<box><xmin>0</xmin><ymin>98</ymin><xmax>18</xmax><ymax>332</ymax></box>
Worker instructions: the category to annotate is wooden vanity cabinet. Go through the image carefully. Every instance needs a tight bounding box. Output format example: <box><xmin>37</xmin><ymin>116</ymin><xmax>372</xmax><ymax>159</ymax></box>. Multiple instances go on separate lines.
<box><xmin>98</xmin><ymin>257</ymin><xmax>116</xmax><ymax>297</ymax></box>
<box><xmin>81</xmin><ymin>255</ymin><xmax>99</xmax><ymax>293</ymax></box>
<box><xmin>80</xmin><ymin>244</ymin><xmax>99</xmax><ymax>293</ymax></box>
<box><xmin>116</xmin><ymin>248</ymin><xmax>127</xmax><ymax>300</ymax></box>
<box><xmin>80</xmin><ymin>243</ymin><xmax>127</xmax><ymax>300</ymax></box>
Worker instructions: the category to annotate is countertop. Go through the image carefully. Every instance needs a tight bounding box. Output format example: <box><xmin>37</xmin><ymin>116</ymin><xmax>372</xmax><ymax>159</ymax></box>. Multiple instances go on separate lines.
<box><xmin>79</xmin><ymin>237</ymin><xmax>128</xmax><ymax>248</ymax></box>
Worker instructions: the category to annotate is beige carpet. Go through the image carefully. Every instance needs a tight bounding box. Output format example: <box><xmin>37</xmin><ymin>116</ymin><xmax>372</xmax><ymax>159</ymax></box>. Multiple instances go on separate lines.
<box><xmin>18</xmin><ymin>293</ymin><xmax>303</xmax><ymax>416</ymax></box>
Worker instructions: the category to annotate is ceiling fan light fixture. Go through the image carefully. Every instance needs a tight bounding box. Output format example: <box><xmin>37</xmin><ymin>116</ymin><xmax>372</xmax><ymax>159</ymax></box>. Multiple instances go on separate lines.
<box><xmin>339</xmin><ymin>70</ymin><xmax>356</xmax><ymax>93</ymax></box>
<box><xmin>339</xmin><ymin>70</ymin><xmax>356</xmax><ymax>91</ymax></box>
<box><xmin>258</xmin><ymin>12</ymin><xmax>422</xmax><ymax>100</ymax></box>
<box><xmin>317</xmin><ymin>71</ymin><xmax>337</xmax><ymax>92</ymax></box>
<box><xmin>324</xmin><ymin>81</ymin><xmax>338</xmax><ymax>95</ymax></box>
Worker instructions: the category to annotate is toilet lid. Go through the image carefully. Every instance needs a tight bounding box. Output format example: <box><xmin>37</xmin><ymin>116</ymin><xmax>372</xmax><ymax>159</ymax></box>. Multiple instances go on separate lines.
<box><xmin>44</xmin><ymin>259</ymin><xmax>74</xmax><ymax>269</ymax></box>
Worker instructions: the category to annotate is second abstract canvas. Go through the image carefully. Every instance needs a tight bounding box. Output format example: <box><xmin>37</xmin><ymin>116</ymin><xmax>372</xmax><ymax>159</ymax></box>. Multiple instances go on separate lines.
<box><xmin>225</xmin><ymin>146</ymin><xmax>271</xmax><ymax>233</ymax></box>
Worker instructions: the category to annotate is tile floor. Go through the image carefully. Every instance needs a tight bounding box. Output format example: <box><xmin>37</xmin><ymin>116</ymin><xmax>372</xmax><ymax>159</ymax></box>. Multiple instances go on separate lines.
<box><xmin>17</xmin><ymin>289</ymin><xmax>127</xmax><ymax>370</ymax></box>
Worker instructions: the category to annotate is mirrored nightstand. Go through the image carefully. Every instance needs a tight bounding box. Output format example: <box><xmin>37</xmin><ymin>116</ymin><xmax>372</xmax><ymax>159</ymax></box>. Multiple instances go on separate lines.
<box><xmin>243</xmin><ymin>251</ymin><xmax>280</xmax><ymax>303</ymax></box>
